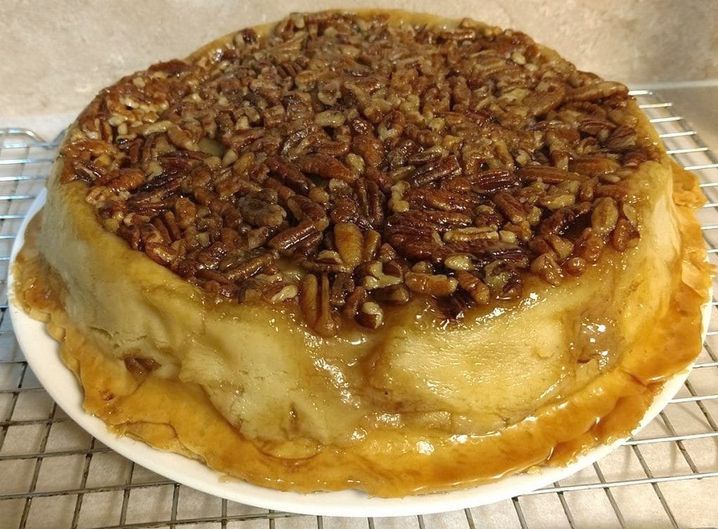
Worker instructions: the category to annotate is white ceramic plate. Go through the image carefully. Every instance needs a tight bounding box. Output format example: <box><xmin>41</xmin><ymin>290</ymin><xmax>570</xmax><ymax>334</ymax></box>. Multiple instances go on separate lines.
<box><xmin>7</xmin><ymin>190</ymin><xmax>711</xmax><ymax>517</ymax></box>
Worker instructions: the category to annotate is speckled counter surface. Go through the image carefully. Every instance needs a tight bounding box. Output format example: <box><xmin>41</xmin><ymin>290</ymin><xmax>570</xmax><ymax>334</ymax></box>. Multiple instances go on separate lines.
<box><xmin>1</xmin><ymin>0</ymin><xmax>718</xmax><ymax>119</ymax></box>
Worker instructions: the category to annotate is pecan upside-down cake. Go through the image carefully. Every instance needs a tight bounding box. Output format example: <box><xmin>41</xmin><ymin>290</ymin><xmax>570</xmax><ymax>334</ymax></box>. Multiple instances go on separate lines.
<box><xmin>15</xmin><ymin>10</ymin><xmax>711</xmax><ymax>495</ymax></box>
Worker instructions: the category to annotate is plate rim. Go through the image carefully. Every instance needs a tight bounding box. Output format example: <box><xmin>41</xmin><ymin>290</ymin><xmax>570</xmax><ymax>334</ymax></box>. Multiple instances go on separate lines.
<box><xmin>6</xmin><ymin>190</ymin><xmax>710</xmax><ymax>517</ymax></box>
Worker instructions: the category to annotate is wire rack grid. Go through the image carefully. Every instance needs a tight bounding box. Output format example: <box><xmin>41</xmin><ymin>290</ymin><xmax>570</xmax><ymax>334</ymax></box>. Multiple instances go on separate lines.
<box><xmin>0</xmin><ymin>90</ymin><xmax>717</xmax><ymax>529</ymax></box>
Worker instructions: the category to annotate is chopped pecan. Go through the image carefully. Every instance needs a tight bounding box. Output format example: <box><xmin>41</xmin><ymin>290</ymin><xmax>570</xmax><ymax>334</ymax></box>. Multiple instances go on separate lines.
<box><xmin>264</xmin><ymin>282</ymin><xmax>299</xmax><ymax>304</ymax></box>
<box><xmin>329</xmin><ymin>273</ymin><xmax>355</xmax><ymax>307</ymax></box>
<box><xmin>315</xmin><ymin>110</ymin><xmax>346</xmax><ymax>128</ymax></box>
<box><xmin>573</xmin><ymin>228</ymin><xmax>605</xmax><ymax>263</ymax></box>
<box><xmin>539</xmin><ymin>192</ymin><xmax>575</xmax><ymax>211</ymax></box>
<box><xmin>546</xmin><ymin>234</ymin><xmax>574</xmax><ymax>260</ymax></box>
<box><xmin>563</xmin><ymin>256</ymin><xmax>587</xmax><ymax>276</ymax></box>
<box><xmin>484</xmin><ymin>261</ymin><xmax>523</xmax><ymax>300</ymax></box>
<box><xmin>124</xmin><ymin>356</ymin><xmax>160</xmax><ymax>376</ymax></box>
<box><xmin>578</xmin><ymin>118</ymin><xmax>616</xmax><ymax>138</ymax></box>
<box><xmin>623</xmin><ymin>149</ymin><xmax>649</xmax><ymax>167</ymax></box>
<box><xmin>444</xmin><ymin>253</ymin><xmax>474</xmax><ymax>271</ymax></box>
<box><xmin>456</xmin><ymin>271</ymin><xmax>490</xmax><ymax>304</ymax></box>
<box><xmin>531</xmin><ymin>253</ymin><xmax>563</xmax><ymax>285</ymax></box>
<box><xmin>362</xmin><ymin>229</ymin><xmax>382</xmax><ymax>261</ymax></box>
<box><xmin>356</xmin><ymin>301</ymin><xmax>384</xmax><ymax>329</ymax></box>
<box><xmin>591</xmin><ymin>197</ymin><xmax>619</xmax><ymax>236</ymax></box>
<box><xmin>595</xmin><ymin>183</ymin><xmax>629</xmax><ymax>200</ymax></box>
<box><xmin>264</xmin><ymin>177</ymin><xmax>296</xmax><ymax>204</ymax></box>
<box><xmin>604</xmin><ymin>126</ymin><xmax>637</xmax><ymax>151</ymax></box>
<box><xmin>361</xmin><ymin>260</ymin><xmax>403</xmax><ymax>290</ymax></box>
<box><xmin>405</xmin><ymin>272</ymin><xmax>458</xmax><ymax>296</ymax></box>
<box><xmin>342</xmin><ymin>286</ymin><xmax>368</xmax><ymax>318</ymax></box>
<box><xmin>373</xmin><ymin>284</ymin><xmax>411</xmax><ymax>305</ymax></box>
<box><xmin>167</xmin><ymin>124</ymin><xmax>199</xmax><ymax>151</ymax></box>
<box><xmin>238</xmin><ymin>194</ymin><xmax>286</xmax><ymax>228</ymax></box>
<box><xmin>611</xmin><ymin>217</ymin><xmax>640</xmax><ymax>251</ymax></box>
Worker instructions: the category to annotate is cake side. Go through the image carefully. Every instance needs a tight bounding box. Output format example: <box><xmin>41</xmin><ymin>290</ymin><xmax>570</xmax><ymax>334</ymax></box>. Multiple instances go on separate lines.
<box><xmin>33</xmin><ymin>94</ymin><xmax>682</xmax><ymax>447</ymax></box>
<box><xmin>13</xmin><ymin>156</ymin><xmax>709</xmax><ymax>495</ymax></box>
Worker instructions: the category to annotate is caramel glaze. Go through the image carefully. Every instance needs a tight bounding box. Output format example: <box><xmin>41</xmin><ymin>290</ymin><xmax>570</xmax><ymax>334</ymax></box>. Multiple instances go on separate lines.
<box><xmin>13</xmin><ymin>158</ymin><xmax>711</xmax><ymax>496</ymax></box>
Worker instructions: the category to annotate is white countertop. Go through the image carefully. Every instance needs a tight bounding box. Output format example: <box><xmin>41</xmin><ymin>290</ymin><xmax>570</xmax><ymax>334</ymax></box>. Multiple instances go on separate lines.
<box><xmin>1</xmin><ymin>0</ymin><xmax>718</xmax><ymax>119</ymax></box>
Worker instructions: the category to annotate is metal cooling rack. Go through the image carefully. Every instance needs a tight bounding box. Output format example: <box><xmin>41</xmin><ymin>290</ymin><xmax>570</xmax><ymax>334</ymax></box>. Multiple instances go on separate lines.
<box><xmin>0</xmin><ymin>90</ymin><xmax>717</xmax><ymax>529</ymax></box>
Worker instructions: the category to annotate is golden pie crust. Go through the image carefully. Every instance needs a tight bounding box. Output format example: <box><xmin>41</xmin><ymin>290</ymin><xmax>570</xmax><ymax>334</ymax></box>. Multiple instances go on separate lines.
<box><xmin>13</xmin><ymin>10</ymin><xmax>712</xmax><ymax>496</ymax></box>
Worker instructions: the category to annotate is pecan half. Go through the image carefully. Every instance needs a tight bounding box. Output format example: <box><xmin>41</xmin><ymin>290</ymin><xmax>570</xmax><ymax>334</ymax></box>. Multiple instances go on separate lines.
<box><xmin>408</xmin><ymin>156</ymin><xmax>462</xmax><ymax>187</ymax></box>
<box><xmin>268</xmin><ymin>220</ymin><xmax>318</xmax><ymax>255</ymax></box>
<box><xmin>456</xmin><ymin>271</ymin><xmax>490</xmax><ymax>304</ymax></box>
<box><xmin>296</xmin><ymin>154</ymin><xmax>356</xmax><ymax>182</ymax></box>
<box><xmin>299</xmin><ymin>274</ymin><xmax>338</xmax><ymax>337</ymax></box>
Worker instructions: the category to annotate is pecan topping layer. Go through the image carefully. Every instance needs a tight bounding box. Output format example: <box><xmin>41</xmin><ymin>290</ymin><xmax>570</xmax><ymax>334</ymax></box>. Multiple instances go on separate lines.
<box><xmin>61</xmin><ymin>11</ymin><xmax>652</xmax><ymax>335</ymax></box>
